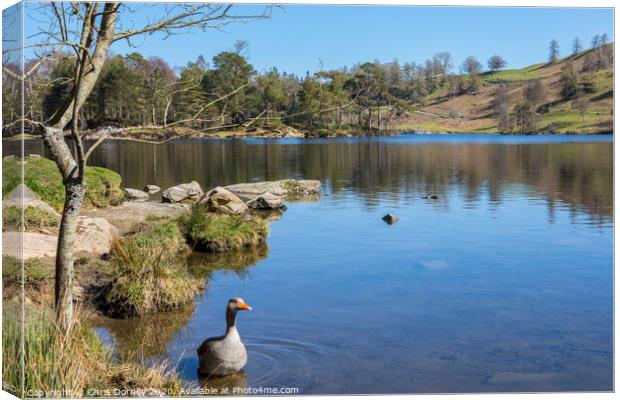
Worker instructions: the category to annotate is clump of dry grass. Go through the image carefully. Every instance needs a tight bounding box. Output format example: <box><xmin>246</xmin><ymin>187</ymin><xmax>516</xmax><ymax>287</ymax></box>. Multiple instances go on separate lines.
<box><xmin>104</xmin><ymin>219</ymin><xmax>203</xmax><ymax>318</ymax></box>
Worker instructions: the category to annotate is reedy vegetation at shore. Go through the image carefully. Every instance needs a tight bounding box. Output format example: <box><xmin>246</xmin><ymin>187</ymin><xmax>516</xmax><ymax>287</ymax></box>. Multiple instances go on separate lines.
<box><xmin>2</xmin><ymin>303</ymin><xmax>183</xmax><ymax>398</ymax></box>
<box><xmin>2</xmin><ymin>255</ymin><xmax>184</xmax><ymax>395</ymax></box>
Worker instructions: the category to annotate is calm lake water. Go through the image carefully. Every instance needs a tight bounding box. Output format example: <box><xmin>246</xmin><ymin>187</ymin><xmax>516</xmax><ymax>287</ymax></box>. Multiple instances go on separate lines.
<box><xmin>14</xmin><ymin>134</ymin><xmax>614</xmax><ymax>393</ymax></box>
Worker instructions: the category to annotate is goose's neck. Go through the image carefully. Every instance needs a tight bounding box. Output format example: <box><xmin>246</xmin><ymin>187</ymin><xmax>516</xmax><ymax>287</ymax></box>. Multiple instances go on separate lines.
<box><xmin>225</xmin><ymin>308</ymin><xmax>238</xmax><ymax>333</ymax></box>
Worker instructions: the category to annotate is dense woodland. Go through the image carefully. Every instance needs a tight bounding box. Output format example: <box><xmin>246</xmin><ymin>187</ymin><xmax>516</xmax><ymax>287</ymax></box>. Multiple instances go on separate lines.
<box><xmin>2</xmin><ymin>35</ymin><xmax>614</xmax><ymax>135</ymax></box>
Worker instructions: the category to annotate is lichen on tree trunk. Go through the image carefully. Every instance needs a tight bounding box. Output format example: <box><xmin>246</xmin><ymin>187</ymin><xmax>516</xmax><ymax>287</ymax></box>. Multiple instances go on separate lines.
<box><xmin>41</xmin><ymin>126</ymin><xmax>85</xmax><ymax>325</ymax></box>
<box><xmin>55</xmin><ymin>180</ymin><xmax>83</xmax><ymax>325</ymax></box>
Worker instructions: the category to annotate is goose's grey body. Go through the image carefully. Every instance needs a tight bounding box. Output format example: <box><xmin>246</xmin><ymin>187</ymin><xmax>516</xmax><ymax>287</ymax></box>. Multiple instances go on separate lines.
<box><xmin>197</xmin><ymin>298</ymin><xmax>251</xmax><ymax>377</ymax></box>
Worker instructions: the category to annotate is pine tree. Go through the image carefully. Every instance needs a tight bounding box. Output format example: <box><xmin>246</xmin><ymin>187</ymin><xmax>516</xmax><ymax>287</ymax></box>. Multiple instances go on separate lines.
<box><xmin>548</xmin><ymin>40</ymin><xmax>560</xmax><ymax>63</ymax></box>
<box><xmin>572</xmin><ymin>37</ymin><xmax>582</xmax><ymax>55</ymax></box>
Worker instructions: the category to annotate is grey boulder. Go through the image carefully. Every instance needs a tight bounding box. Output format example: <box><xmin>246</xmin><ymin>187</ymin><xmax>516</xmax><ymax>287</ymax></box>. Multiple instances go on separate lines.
<box><xmin>246</xmin><ymin>192</ymin><xmax>286</xmax><ymax>211</ymax></box>
<box><xmin>124</xmin><ymin>188</ymin><xmax>150</xmax><ymax>202</ymax></box>
<box><xmin>3</xmin><ymin>216</ymin><xmax>117</xmax><ymax>259</ymax></box>
<box><xmin>162</xmin><ymin>181</ymin><xmax>203</xmax><ymax>203</ymax></box>
<box><xmin>198</xmin><ymin>187</ymin><xmax>248</xmax><ymax>215</ymax></box>
<box><xmin>4</xmin><ymin>184</ymin><xmax>59</xmax><ymax>215</ymax></box>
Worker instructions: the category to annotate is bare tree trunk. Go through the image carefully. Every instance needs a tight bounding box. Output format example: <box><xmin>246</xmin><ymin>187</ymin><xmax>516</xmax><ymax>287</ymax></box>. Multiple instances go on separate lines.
<box><xmin>55</xmin><ymin>180</ymin><xmax>83</xmax><ymax>325</ymax></box>
<box><xmin>163</xmin><ymin>99</ymin><xmax>172</xmax><ymax>127</ymax></box>
<box><xmin>42</xmin><ymin>127</ymin><xmax>83</xmax><ymax>324</ymax></box>
<box><xmin>376</xmin><ymin>101</ymin><xmax>381</xmax><ymax>132</ymax></box>
<box><xmin>221</xmin><ymin>103</ymin><xmax>227</xmax><ymax>126</ymax></box>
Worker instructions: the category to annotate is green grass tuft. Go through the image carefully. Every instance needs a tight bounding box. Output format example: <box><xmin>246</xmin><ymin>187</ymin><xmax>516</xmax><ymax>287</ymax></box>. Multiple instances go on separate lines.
<box><xmin>2</xmin><ymin>206</ymin><xmax>60</xmax><ymax>232</ymax></box>
<box><xmin>2</xmin><ymin>255</ymin><xmax>53</xmax><ymax>289</ymax></box>
<box><xmin>178</xmin><ymin>207</ymin><xmax>268</xmax><ymax>253</ymax></box>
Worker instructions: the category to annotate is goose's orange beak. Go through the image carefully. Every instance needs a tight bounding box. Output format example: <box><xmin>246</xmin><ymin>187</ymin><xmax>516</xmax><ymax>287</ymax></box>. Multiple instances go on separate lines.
<box><xmin>238</xmin><ymin>300</ymin><xmax>252</xmax><ymax>310</ymax></box>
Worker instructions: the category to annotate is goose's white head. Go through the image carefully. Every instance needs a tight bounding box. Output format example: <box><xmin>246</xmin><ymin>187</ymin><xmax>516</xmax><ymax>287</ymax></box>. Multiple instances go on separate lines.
<box><xmin>228</xmin><ymin>297</ymin><xmax>252</xmax><ymax>311</ymax></box>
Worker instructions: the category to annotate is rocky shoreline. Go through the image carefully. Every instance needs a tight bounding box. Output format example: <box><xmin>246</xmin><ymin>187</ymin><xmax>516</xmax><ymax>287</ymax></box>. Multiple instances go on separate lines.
<box><xmin>4</xmin><ymin>178</ymin><xmax>320</xmax><ymax>259</ymax></box>
<box><xmin>3</xmin><ymin>168</ymin><xmax>321</xmax><ymax>318</ymax></box>
<box><xmin>78</xmin><ymin>125</ymin><xmax>406</xmax><ymax>141</ymax></box>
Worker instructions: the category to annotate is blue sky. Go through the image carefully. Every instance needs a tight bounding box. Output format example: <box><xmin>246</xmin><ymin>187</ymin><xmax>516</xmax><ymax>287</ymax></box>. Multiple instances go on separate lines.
<box><xmin>21</xmin><ymin>4</ymin><xmax>614</xmax><ymax>76</ymax></box>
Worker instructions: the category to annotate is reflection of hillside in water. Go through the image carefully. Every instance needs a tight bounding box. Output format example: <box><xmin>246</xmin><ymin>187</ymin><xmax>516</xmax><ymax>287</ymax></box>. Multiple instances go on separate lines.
<box><xmin>13</xmin><ymin>138</ymin><xmax>612</xmax><ymax>222</ymax></box>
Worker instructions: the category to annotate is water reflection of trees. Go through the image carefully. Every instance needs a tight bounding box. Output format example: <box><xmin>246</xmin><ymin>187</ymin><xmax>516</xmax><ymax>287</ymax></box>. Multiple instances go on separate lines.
<box><xmin>187</xmin><ymin>245</ymin><xmax>269</xmax><ymax>280</ymax></box>
<box><xmin>13</xmin><ymin>139</ymin><xmax>612</xmax><ymax>222</ymax></box>
<box><xmin>90</xmin><ymin>307</ymin><xmax>195</xmax><ymax>361</ymax></box>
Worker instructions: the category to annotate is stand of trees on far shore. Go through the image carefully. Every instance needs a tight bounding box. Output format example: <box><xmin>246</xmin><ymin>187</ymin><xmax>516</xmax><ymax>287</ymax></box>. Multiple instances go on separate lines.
<box><xmin>3</xmin><ymin>36</ymin><xmax>613</xmax><ymax>135</ymax></box>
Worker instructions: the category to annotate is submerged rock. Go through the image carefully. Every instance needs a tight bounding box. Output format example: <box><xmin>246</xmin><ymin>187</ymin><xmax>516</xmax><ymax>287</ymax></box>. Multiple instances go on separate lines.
<box><xmin>198</xmin><ymin>187</ymin><xmax>248</xmax><ymax>215</ymax></box>
<box><xmin>224</xmin><ymin>179</ymin><xmax>321</xmax><ymax>199</ymax></box>
<box><xmin>382</xmin><ymin>213</ymin><xmax>399</xmax><ymax>225</ymax></box>
<box><xmin>143</xmin><ymin>184</ymin><xmax>161</xmax><ymax>194</ymax></box>
<box><xmin>246</xmin><ymin>192</ymin><xmax>286</xmax><ymax>211</ymax></box>
<box><xmin>4</xmin><ymin>184</ymin><xmax>60</xmax><ymax>215</ymax></box>
<box><xmin>124</xmin><ymin>188</ymin><xmax>150</xmax><ymax>202</ymax></box>
<box><xmin>162</xmin><ymin>181</ymin><xmax>203</xmax><ymax>203</ymax></box>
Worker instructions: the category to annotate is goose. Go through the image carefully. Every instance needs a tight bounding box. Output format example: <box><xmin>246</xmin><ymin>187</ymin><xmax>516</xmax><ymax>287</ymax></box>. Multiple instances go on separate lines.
<box><xmin>197</xmin><ymin>297</ymin><xmax>252</xmax><ymax>377</ymax></box>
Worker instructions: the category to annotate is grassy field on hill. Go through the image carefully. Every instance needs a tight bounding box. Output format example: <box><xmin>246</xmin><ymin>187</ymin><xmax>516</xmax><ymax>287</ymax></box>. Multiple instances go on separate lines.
<box><xmin>392</xmin><ymin>45</ymin><xmax>613</xmax><ymax>134</ymax></box>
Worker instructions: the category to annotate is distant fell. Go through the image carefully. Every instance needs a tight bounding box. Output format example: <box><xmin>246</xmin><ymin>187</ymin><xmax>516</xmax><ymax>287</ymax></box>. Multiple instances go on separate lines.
<box><xmin>394</xmin><ymin>44</ymin><xmax>613</xmax><ymax>134</ymax></box>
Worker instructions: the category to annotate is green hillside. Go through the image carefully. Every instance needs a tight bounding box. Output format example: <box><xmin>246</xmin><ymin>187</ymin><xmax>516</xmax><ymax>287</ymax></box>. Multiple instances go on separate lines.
<box><xmin>393</xmin><ymin>44</ymin><xmax>613</xmax><ymax>134</ymax></box>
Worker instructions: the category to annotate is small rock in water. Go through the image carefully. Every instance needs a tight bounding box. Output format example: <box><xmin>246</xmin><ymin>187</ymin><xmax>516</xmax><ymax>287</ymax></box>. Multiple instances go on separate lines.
<box><xmin>124</xmin><ymin>188</ymin><xmax>150</xmax><ymax>202</ymax></box>
<box><xmin>143</xmin><ymin>184</ymin><xmax>161</xmax><ymax>194</ymax></box>
<box><xmin>382</xmin><ymin>213</ymin><xmax>399</xmax><ymax>225</ymax></box>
